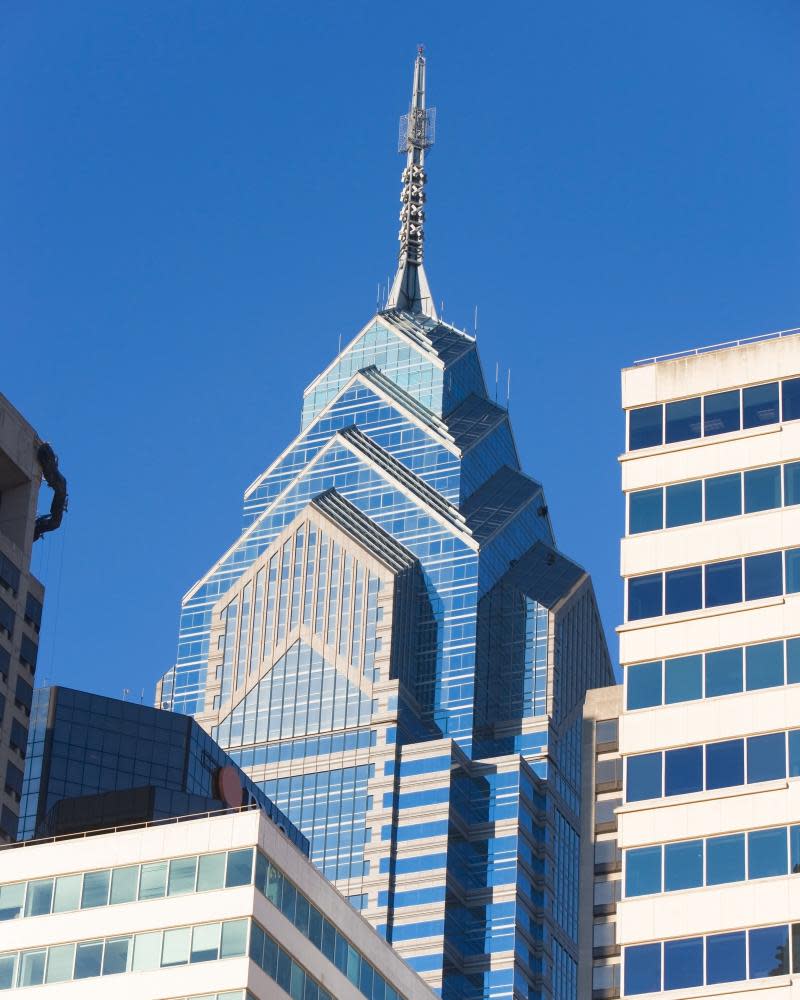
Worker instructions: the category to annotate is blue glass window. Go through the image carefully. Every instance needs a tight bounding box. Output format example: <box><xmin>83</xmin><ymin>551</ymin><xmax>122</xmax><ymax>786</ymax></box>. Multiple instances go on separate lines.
<box><xmin>705</xmin><ymin>647</ymin><xmax>743</xmax><ymax>697</ymax></box>
<box><xmin>705</xmin><ymin>559</ymin><xmax>742</xmax><ymax>607</ymax></box>
<box><xmin>782</xmin><ymin>378</ymin><xmax>800</xmax><ymax>422</ymax></box>
<box><xmin>706</xmin><ymin>931</ymin><xmax>746</xmax><ymax>985</ymax></box>
<box><xmin>629</xmin><ymin>406</ymin><xmax>663</xmax><ymax>450</ymax></box>
<box><xmin>789</xmin><ymin>639</ymin><xmax>800</xmax><ymax>684</ymax></box>
<box><xmin>791</xmin><ymin>826</ymin><xmax>800</xmax><ymax>873</ymax></box>
<box><xmin>706</xmin><ymin>739</ymin><xmax>744</xmax><ymax>790</ymax></box>
<box><xmin>664</xmin><ymin>840</ymin><xmax>703</xmax><ymax>891</ymax></box>
<box><xmin>747</xmin><ymin>732</ymin><xmax>786</xmax><ymax>783</ymax></box>
<box><xmin>663</xmin><ymin>937</ymin><xmax>703</xmax><ymax>990</ymax></box>
<box><xmin>665</xmin><ymin>481</ymin><xmax>702</xmax><ymax>528</ymax></box>
<box><xmin>748</xmin><ymin>924</ymin><xmax>789</xmax><ymax>977</ymax></box>
<box><xmin>788</xmin><ymin>730</ymin><xmax>800</xmax><ymax>777</ymax></box>
<box><xmin>664</xmin><ymin>655</ymin><xmax>702</xmax><ymax>704</ymax></box>
<box><xmin>626</xmin><ymin>847</ymin><xmax>662</xmax><ymax>897</ymax></box>
<box><xmin>744</xmin><ymin>552</ymin><xmax>782</xmax><ymax>601</ymax></box>
<box><xmin>628</xmin><ymin>575</ymin><xmax>662</xmax><ymax>621</ymax></box>
<box><xmin>748</xmin><ymin>827</ymin><xmax>788</xmax><ymax>879</ymax></box>
<box><xmin>746</xmin><ymin>641</ymin><xmax>785</xmax><ymax>690</ymax></box>
<box><xmin>665</xmin><ymin>746</ymin><xmax>702</xmax><ymax>797</ymax></box>
<box><xmin>665</xmin><ymin>566</ymin><xmax>702</xmax><ymax>615</ymax></box>
<box><xmin>665</xmin><ymin>398</ymin><xmax>701</xmax><ymax>444</ymax></box>
<box><xmin>784</xmin><ymin>462</ymin><xmax>800</xmax><ymax>506</ymax></box>
<box><xmin>624</xmin><ymin>943</ymin><xmax>661</xmax><ymax>995</ymax></box>
<box><xmin>744</xmin><ymin>466</ymin><xmax>781</xmax><ymax>513</ymax></box>
<box><xmin>704</xmin><ymin>389</ymin><xmax>740</xmax><ymax>436</ymax></box>
<box><xmin>627</xmin><ymin>753</ymin><xmax>662</xmax><ymax>803</ymax></box>
<box><xmin>629</xmin><ymin>489</ymin><xmax>663</xmax><ymax>534</ymax></box>
<box><xmin>706</xmin><ymin>833</ymin><xmax>745</xmax><ymax>885</ymax></box>
<box><xmin>626</xmin><ymin>662</ymin><xmax>662</xmax><ymax>710</ymax></box>
<box><xmin>705</xmin><ymin>473</ymin><xmax>742</xmax><ymax>520</ymax></box>
<box><xmin>785</xmin><ymin>549</ymin><xmax>800</xmax><ymax>594</ymax></box>
<box><xmin>743</xmin><ymin>382</ymin><xmax>779</xmax><ymax>429</ymax></box>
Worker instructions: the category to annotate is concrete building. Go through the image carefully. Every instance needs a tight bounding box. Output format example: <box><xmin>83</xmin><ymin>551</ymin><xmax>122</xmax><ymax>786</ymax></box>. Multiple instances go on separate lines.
<box><xmin>0</xmin><ymin>393</ymin><xmax>64</xmax><ymax>843</ymax></box>
<box><xmin>615</xmin><ymin>328</ymin><xmax>800</xmax><ymax>996</ymax></box>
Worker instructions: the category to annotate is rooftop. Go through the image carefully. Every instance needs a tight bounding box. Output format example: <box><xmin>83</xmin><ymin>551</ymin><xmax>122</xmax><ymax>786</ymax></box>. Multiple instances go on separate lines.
<box><xmin>631</xmin><ymin>325</ymin><xmax>800</xmax><ymax>368</ymax></box>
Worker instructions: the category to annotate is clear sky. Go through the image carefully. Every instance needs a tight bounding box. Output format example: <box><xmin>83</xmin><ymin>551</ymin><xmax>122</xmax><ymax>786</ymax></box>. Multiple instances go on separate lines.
<box><xmin>3</xmin><ymin>2</ymin><xmax>798</xmax><ymax>699</ymax></box>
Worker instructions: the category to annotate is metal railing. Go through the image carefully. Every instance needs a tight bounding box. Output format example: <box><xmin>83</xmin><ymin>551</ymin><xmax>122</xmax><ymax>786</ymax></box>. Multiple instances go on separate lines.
<box><xmin>633</xmin><ymin>326</ymin><xmax>800</xmax><ymax>367</ymax></box>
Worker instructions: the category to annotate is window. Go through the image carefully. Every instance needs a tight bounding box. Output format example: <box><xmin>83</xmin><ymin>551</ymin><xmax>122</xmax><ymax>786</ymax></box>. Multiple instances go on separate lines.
<box><xmin>626</xmin><ymin>846</ymin><xmax>661</xmax><ymax>897</ymax></box>
<box><xmin>626</xmin><ymin>753</ymin><xmax>662</xmax><ymax>802</ymax></box>
<box><xmin>706</xmin><ymin>739</ymin><xmax>744</xmax><ymax>790</ymax></box>
<box><xmin>24</xmin><ymin>880</ymin><xmax>53</xmax><ymax>917</ymax></box>
<box><xmin>746</xmin><ymin>642</ymin><xmax>784</xmax><ymax>690</ymax></box>
<box><xmin>785</xmin><ymin>462</ymin><xmax>800</xmax><ymax>506</ymax></box>
<box><xmin>665</xmin><ymin>566</ymin><xmax>702</xmax><ymax>614</ymax></box>
<box><xmin>782</xmin><ymin>378</ymin><xmax>800</xmax><ymax>422</ymax></box>
<box><xmin>743</xmin><ymin>382</ymin><xmax>779</xmax><ymax>428</ymax></box>
<box><xmin>748</xmin><ymin>828</ymin><xmax>787</xmax><ymax>879</ymax></box>
<box><xmin>110</xmin><ymin>867</ymin><xmax>138</xmax><ymax>905</ymax></box>
<box><xmin>0</xmin><ymin>884</ymin><xmax>24</xmax><ymax>922</ymax></box>
<box><xmin>167</xmin><ymin>857</ymin><xmax>197</xmax><ymax>896</ymax></box>
<box><xmin>665</xmin><ymin>398</ymin><xmax>701</xmax><ymax>444</ymax></box>
<box><xmin>190</xmin><ymin>923</ymin><xmax>220</xmax><ymax>963</ymax></box>
<box><xmin>629</xmin><ymin>489</ymin><xmax>663</xmax><ymax>533</ymax></box>
<box><xmin>74</xmin><ymin>941</ymin><xmax>103</xmax><ymax>979</ymax></box>
<box><xmin>745</xmin><ymin>466</ymin><xmax>781</xmax><ymax>513</ymax></box>
<box><xmin>45</xmin><ymin>944</ymin><xmax>75</xmax><ymax>984</ymax></box>
<box><xmin>789</xmin><ymin>639</ymin><xmax>800</xmax><ymax>684</ymax></box>
<box><xmin>53</xmin><ymin>875</ymin><xmax>81</xmax><ymax>913</ymax></box>
<box><xmin>225</xmin><ymin>849</ymin><xmax>253</xmax><ymax>888</ymax></box>
<box><xmin>705</xmin><ymin>647</ymin><xmax>743</xmax><ymax>697</ymax></box>
<box><xmin>706</xmin><ymin>931</ymin><xmax>746</xmax><ymax>985</ymax></box>
<box><xmin>629</xmin><ymin>405</ymin><xmax>663</xmax><ymax>450</ymax></box>
<box><xmin>789</xmin><ymin>730</ymin><xmax>800</xmax><ymax>777</ymax></box>
<box><xmin>666</xmin><ymin>481</ymin><xmax>702</xmax><ymax>527</ymax></box>
<box><xmin>138</xmin><ymin>861</ymin><xmax>167</xmax><ymax>900</ymax></box>
<box><xmin>627</xmin><ymin>661</ymin><xmax>661</xmax><ymax>710</ymax></box>
<box><xmin>197</xmin><ymin>853</ymin><xmax>226</xmax><ymax>892</ymax></box>
<box><xmin>747</xmin><ymin>732</ymin><xmax>786</xmax><ymax>783</ymax></box>
<box><xmin>664</xmin><ymin>937</ymin><xmax>703</xmax><ymax>990</ymax></box>
<box><xmin>81</xmin><ymin>870</ymin><xmax>110</xmax><ymax>909</ymax></box>
<box><xmin>705</xmin><ymin>473</ymin><xmax>742</xmax><ymax>520</ymax></box>
<box><xmin>161</xmin><ymin>927</ymin><xmax>191</xmax><ymax>967</ymax></box>
<box><xmin>132</xmin><ymin>932</ymin><xmax>162</xmax><ymax>972</ymax></box>
<box><xmin>665</xmin><ymin>746</ymin><xmax>702</xmax><ymax>796</ymax></box>
<box><xmin>745</xmin><ymin>551</ymin><xmax>783</xmax><ymax>600</ymax></box>
<box><xmin>624</xmin><ymin>943</ymin><xmax>661</xmax><ymax>995</ymax></box>
<box><xmin>102</xmin><ymin>936</ymin><xmax>131</xmax><ymax>976</ymax></box>
<box><xmin>785</xmin><ymin>548</ymin><xmax>800</xmax><ymax>594</ymax></box>
<box><xmin>706</xmin><ymin>834</ymin><xmax>745</xmax><ymax>886</ymax></box>
<box><xmin>664</xmin><ymin>655</ymin><xmax>702</xmax><ymax>704</ymax></box>
<box><xmin>664</xmin><ymin>840</ymin><xmax>702</xmax><ymax>891</ymax></box>
<box><xmin>627</xmin><ymin>574</ymin><xmax>662</xmax><ymax>620</ymax></box>
<box><xmin>704</xmin><ymin>389</ymin><xmax>740</xmax><ymax>436</ymax></box>
<box><xmin>748</xmin><ymin>924</ymin><xmax>789</xmax><ymax>977</ymax></box>
<box><xmin>705</xmin><ymin>559</ymin><xmax>742</xmax><ymax>607</ymax></box>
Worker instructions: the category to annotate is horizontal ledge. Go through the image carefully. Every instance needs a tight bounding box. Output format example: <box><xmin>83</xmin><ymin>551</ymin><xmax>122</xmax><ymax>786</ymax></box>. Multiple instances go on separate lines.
<box><xmin>617</xmin><ymin>595</ymin><xmax>786</xmax><ymax>634</ymax></box>
<box><xmin>618</xmin><ymin>422</ymin><xmax>782</xmax><ymax>463</ymax></box>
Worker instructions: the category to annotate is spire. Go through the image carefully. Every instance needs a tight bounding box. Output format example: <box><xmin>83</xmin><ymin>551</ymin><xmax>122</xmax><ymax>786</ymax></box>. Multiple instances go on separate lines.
<box><xmin>386</xmin><ymin>47</ymin><xmax>438</xmax><ymax>320</ymax></box>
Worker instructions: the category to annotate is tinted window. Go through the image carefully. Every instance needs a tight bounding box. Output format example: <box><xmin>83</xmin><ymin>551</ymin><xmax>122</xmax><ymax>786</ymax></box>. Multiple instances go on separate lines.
<box><xmin>629</xmin><ymin>405</ymin><xmax>663</xmax><ymax>450</ymax></box>
<box><xmin>665</xmin><ymin>398</ymin><xmax>701</xmax><ymax>444</ymax></box>
<box><xmin>624</xmin><ymin>943</ymin><xmax>661</xmax><ymax>995</ymax></box>
<box><xmin>704</xmin><ymin>389</ymin><xmax>740</xmax><ymax>436</ymax></box>
<box><xmin>748</xmin><ymin>827</ymin><xmax>787</xmax><ymax>879</ymax></box>
<box><xmin>626</xmin><ymin>753</ymin><xmax>662</xmax><ymax>803</ymax></box>
<box><xmin>629</xmin><ymin>489</ymin><xmax>663</xmax><ymax>534</ymax></box>
<box><xmin>746</xmin><ymin>642</ymin><xmax>784</xmax><ymax>690</ymax></box>
<box><xmin>625</xmin><ymin>847</ymin><xmax>662</xmax><ymax>897</ymax></box>
<box><xmin>706</xmin><ymin>931</ymin><xmax>746</xmax><ymax>985</ymax></box>
<box><xmin>705</xmin><ymin>739</ymin><xmax>744</xmax><ymax>790</ymax></box>
<box><xmin>664</xmin><ymin>840</ymin><xmax>702</xmax><ymax>890</ymax></box>
<box><xmin>664</xmin><ymin>655</ymin><xmax>702</xmax><ymax>704</ymax></box>
<box><xmin>744</xmin><ymin>552</ymin><xmax>782</xmax><ymax>601</ymax></box>
<box><xmin>784</xmin><ymin>462</ymin><xmax>800</xmax><ymax>506</ymax></box>
<box><xmin>743</xmin><ymin>382</ymin><xmax>779</xmax><ymax>428</ymax></box>
<box><xmin>747</xmin><ymin>732</ymin><xmax>786</xmax><ymax>783</ymax></box>
<box><xmin>705</xmin><ymin>559</ymin><xmax>742</xmax><ymax>607</ymax></box>
<box><xmin>791</xmin><ymin>826</ymin><xmax>800</xmax><ymax>874</ymax></box>
<box><xmin>789</xmin><ymin>638</ymin><xmax>800</xmax><ymax>684</ymax></box>
<box><xmin>782</xmin><ymin>377</ymin><xmax>800</xmax><ymax>422</ymax></box>
<box><xmin>705</xmin><ymin>647</ymin><xmax>743</xmax><ymax>697</ymax></box>
<box><xmin>628</xmin><ymin>574</ymin><xmax>662</xmax><ymax>620</ymax></box>
<box><xmin>789</xmin><ymin>730</ymin><xmax>800</xmax><ymax>778</ymax></box>
<box><xmin>663</xmin><ymin>937</ymin><xmax>703</xmax><ymax>990</ymax></box>
<box><xmin>705</xmin><ymin>473</ymin><xmax>742</xmax><ymax>520</ymax></box>
<box><xmin>81</xmin><ymin>871</ymin><xmax>110</xmax><ymax>910</ymax></box>
<box><xmin>785</xmin><ymin>549</ymin><xmax>800</xmax><ymax>594</ymax></box>
<box><xmin>665</xmin><ymin>566</ymin><xmax>702</xmax><ymax>615</ymax></box>
<box><xmin>744</xmin><ymin>465</ymin><xmax>781</xmax><ymax>513</ymax></box>
<box><xmin>665</xmin><ymin>746</ymin><xmax>702</xmax><ymax>796</ymax></box>
<box><xmin>665</xmin><ymin>481</ymin><xmax>702</xmax><ymax>528</ymax></box>
<box><xmin>706</xmin><ymin>833</ymin><xmax>745</xmax><ymax>885</ymax></box>
<box><xmin>627</xmin><ymin>662</ymin><xmax>662</xmax><ymax>710</ymax></box>
<box><xmin>225</xmin><ymin>849</ymin><xmax>254</xmax><ymax>888</ymax></box>
<box><xmin>748</xmin><ymin>924</ymin><xmax>789</xmax><ymax>977</ymax></box>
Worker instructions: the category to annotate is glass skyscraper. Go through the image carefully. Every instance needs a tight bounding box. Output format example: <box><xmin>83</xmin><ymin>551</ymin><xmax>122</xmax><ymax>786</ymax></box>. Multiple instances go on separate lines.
<box><xmin>158</xmin><ymin>51</ymin><xmax>613</xmax><ymax>999</ymax></box>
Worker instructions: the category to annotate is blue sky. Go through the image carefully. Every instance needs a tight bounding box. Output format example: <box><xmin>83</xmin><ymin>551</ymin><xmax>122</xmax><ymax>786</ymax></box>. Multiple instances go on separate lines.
<box><xmin>2</xmin><ymin>2</ymin><xmax>798</xmax><ymax>698</ymax></box>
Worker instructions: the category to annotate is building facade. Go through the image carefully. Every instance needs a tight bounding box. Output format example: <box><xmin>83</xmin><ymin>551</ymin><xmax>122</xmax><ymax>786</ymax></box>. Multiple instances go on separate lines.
<box><xmin>617</xmin><ymin>329</ymin><xmax>800</xmax><ymax>996</ymax></box>
<box><xmin>157</xmin><ymin>53</ymin><xmax>613</xmax><ymax>999</ymax></box>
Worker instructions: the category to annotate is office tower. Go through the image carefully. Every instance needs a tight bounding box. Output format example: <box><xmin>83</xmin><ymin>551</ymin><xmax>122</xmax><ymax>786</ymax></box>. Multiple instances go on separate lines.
<box><xmin>617</xmin><ymin>329</ymin><xmax>800</xmax><ymax>995</ymax></box>
<box><xmin>158</xmin><ymin>51</ymin><xmax>613</xmax><ymax>998</ymax></box>
<box><xmin>0</xmin><ymin>393</ymin><xmax>65</xmax><ymax>843</ymax></box>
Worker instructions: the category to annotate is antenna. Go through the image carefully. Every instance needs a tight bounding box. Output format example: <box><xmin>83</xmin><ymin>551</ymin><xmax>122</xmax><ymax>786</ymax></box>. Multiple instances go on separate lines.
<box><xmin>507</xmin><ymin>369</ymin><xmax>511</xmax><ymax>408</ymax></box>
<box><xmin>474</xmin><ymin>305</ymin><xmax>479</xmax><ymax>338</ymax></box>
<box><xmin>338</xmin><ymin>334</ymin><xmax>342</xmax><ymax>354</ymax></box>
<box><xmin>122</xmin><ymin>688</ymin><xmax>130</xmax><ymax>702</ymax></box>
<box><xmin>376</xmin><ymin>283</ymin><xmax>381</xmax><ymax>311</ymax></box>
<box><xmin>440</xmin><ymin>300</ymin><xmax>444</xmax><ymax>319</ymax></box>
<box><xmin>494</xmin><ymin>362</ymin><xmax>499</xmax><ymax>402</ymax></box>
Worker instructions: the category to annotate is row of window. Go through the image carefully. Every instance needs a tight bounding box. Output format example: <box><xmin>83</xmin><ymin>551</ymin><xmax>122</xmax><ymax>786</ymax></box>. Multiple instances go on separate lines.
<box><xmin>626</xmin><ymin>823</ymin><xmax>800</xmax><ymax>897</ymax></box>
<box><xmin>248</xmin><ymin>922</ymin><xmax>333</xmax><ymax>1000</ymax></box>
<box><xmin>626</xmin><ymin>727</ymin><xmax>800</xmax><ymax>802</ymax></box>
<box><xmin>627</xmin><ymin>375</ymin><xmax>800</xmax><ymax>451</ymax></box>
<box><xmin>627</xmin><ymin>546</ymin><xmax>800</xmax><ymax>621</ymax></box>
<box><xmin>625</xmin><ymin>921</ymin><xmax>799</xmax><ymax>995</ymax></box>
<box><xmin>626</xmin><ymin>637</ymin><xmax>800</xmax><ymax>710</ymax></box>
<box><xmin>0</xmin><ymin>556</ymin><xmax>20</xmax><ymax>598</ymax></box>
<box><xmin>0</xmin><ymin>916</ymin><xmax>249</xmax><ymax>989</ymax></box>
<box><xmin>226</xmin><ymin>727</ymin><xmax>376</xmax><ymax>769</ymax></box>
<box><xmin>628</xmin><ymin>461</ymin><xmax>800</xmax><ymax>534</ymax></box>
<box><xmin>0</xmin><ymin>847</ymin><xmax>254</xmax><ymax>922</ymax></box>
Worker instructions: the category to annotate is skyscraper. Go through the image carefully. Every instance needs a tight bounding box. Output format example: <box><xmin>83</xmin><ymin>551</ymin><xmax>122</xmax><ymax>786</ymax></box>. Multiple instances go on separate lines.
<box><xmin>158</xmin><ymin>51</ymin><xmax>613</xmax><ymax>999</ymax></box>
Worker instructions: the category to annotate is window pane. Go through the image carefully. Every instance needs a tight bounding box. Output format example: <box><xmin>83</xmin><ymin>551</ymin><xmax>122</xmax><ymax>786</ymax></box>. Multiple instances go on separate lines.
<box><xmin>53</xmin><ymin>874</ymin><xmax>81</xmax><ymax>914</ymax></box>
<box><xmin>110</xmin><ymin>866</ymin><xmax>138</xmax><ymax>905</ymax></box>
<box><xmin>785</xmin><ymin>462</ymin><xmax>800</xmax><ymax>506</ymax></box>
<box><xmin>665</xmin><ymin>398</ymin><xmax>701</xmax><ymax>444</ymax></box>
<box><xmin>747</xmin><ymin>732</ymin><xmax>786</xmax><ymax>783</ymax></box>
<box><xmin>664</xmin><ymin>937</ymin><xmax>703</xmax><ymax>990</ymax></box>
<box><xmin>0</xmin><ymin>883</ymin><xmax>24</xmax><ymax>921</ymax></box>
<box><xmin>629</xmin><ymin>405</ymin><xmax>663</xmax><ymax>450</ymax></box>
<box><xmin>225</xmin><ymin>849</ymin><xmax>254</xmax><ymax>888</ymax></box>
<box><xmin>221</xmin><ymin>919</ymin><xmax>248</xmax><ymax>958</ymax></box>
<box><xmin>791</xmin><ymin>825</ymin><xmax>800</xmax><ymax>873</ymax></box>
<box><xmin>665</xmin><ymin>481</ymin><xmax>702</xmax><ymax>527</ymax></box>
<box><xmin>627</xmin><ymin>574</ymin><xmax>662</xmax><ymax>620</ymax></box>
<box><xmin>629</xmin><ymin>489</ymin><xmax>663</xmax><ymax>534</ymax></box>
<box><xmin>748</xmin><ymin>827</ymin><xmax>788</xmax><ymax>879</ymax></box>
<box><xmin>705</xmin><ymin>473</ymin><xmax>742</xmax><ymax>520</ymax></box>
<box><xmin>24</xmin><ymin>879</ymin><xmax>53</xmax><ymax>917</ymax></box>
<box><xmin>788</xmin><ymin>639</ymin><xmax>800</xmax><ymax>684</ymax></box>
<box><xmin>44</xmin><ymin>944</ymin><xmax>74</xmax><ymax>984</ymax></box>
<box><xmin>626</xmin><ymin>753</ymin><xmax>662</xmax><ymax>802</ymax></box>
<box><xmin>102</xmin><ymin>937</ymin><xmax>131</xmax><ymax>976</ymax></box>
<box><xmin>138</xmin><ymin>861</ymin><xmax>167</xmax><ymax>900</ymax></box>
<box><xmin>168</xmin><ymin>857</ymin><xmax>197</xmax><ymax>896</ymax></box>
<box><xmin>624</xmin><ymin>943</ymin><xmax>661</xmax><ymax>995</ymax></box>
<box><xmin>745</xmin><ymin>552</ymin><xmax>783</xmax><ymax>601</ymax></box>
<box><xmin>782</xmin><ymin>378</ymin><xmax>800</xmax><ymax>421</ymax></box>
<box><xmin>664</xmin><ymin>840</ymin><xmax>702</xmax><ymax>891</ymax></box>
<box><xmin>132</xmin><ymin>932</ymin><xmax>162</xmax><ymax>972</ymax></box>
<box><xmin>785</xmin><ymin>549</ymin><xmax>800</xmax><ymax>594</ymax></box>
<box><xmin>745</xmin><ymin>466</ymin><xmax>781</xmax><ymax>513</ymax></box>
<box><xmin>704</xmin><ymin>389</ymin><xmax>740</xmax><ymax>436</ymax></box>
<box><xmin>743</xmin><ymin>382</ymin><xmax>779</xmax><ymax>428</ymax></box>
<box><xmin>191</xmin><ymin>923</ymin><xmax>221</xmax><ymax>964</ymax></box>
<box><xmin>665</xmin><ymin>566</ymin><xmax>702</xmax><ymax>614</ymax></box>
<box><xmin>74</xmin><ymin>941</ymin><xmax>103</xmax><ymax>979</ymax></box>
<box><xmin>625</xmin><ymin>847</ymin><xmax>662</xmax><ymax>897</ymax></box>
<box><xmin>627</xmin><ymin>662</ymin><xmax>662</xmax><ymax>710</ymax></box>
<box><xmin>746</xmin><ymin>641</ymin><xmax>784</xmax><ymax>690</ymax></box>
<box><xmin>665</xmin><ymin>655</ymin><xmax>702</xmax><ymax>704</ymax></box>
<box><xmin>706</xmin><ymin>739</ymin><xmax>744</xmax><ymax>790</ymax></box>
<box><xmin>749</xmin><ymin>924</ymin><xmax>789</xmax><ymax>977</ymax></box>
<box><xmin>161</xmin><ymin>927</ymin><xmax>191</xmax><ymax>968</ymax></box>
<box><xmin>705</xmin><ymin>559</ymin><xmax>742</xmax><ymax>607</ymax></box>
<box><xmin>0</xmin><ymin>955</ymin><xmax>15</xmax><ymax>990</ymax></box>
<box><xmin>81</xmin><ymin>870</ymin><xmax>110</xmax><ymax>909</ymax></box>
<box><xmin>706</xmin><ymin>833</ymin><xmax>745</xmax><ymax>885</ymax></box>
<box><xmin>197</xmin><ymin>853</ymin><xmax>226</xmax><ymax>892</ymax></box>
<box><xmin>705</xmin><ymin>647</ymin><xmax>743</xmax><ymax>697</ymax></box>
<box><xmin>665</xmin><ymin>746</ymin><xmax>703</xmax><ymax>796</ymax></box>
<box><xmin>706</xmin><ymin>931</ymin><xmax>746</xmax><ymax>985</ymax></box>
<box><xmin>789</xmin><ymin>730</ymin><xmax>800</xmax><ymax>777</ymax></box>
<box><xmin>18</xmin><ymin>950</ymin><xmax>45</xmax><ymax>987</ymax></box>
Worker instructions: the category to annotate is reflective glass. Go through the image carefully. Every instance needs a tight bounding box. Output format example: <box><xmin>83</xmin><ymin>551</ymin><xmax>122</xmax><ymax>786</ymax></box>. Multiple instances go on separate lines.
<box><xmin>665</xmin><ymin>481</ymin><xmax>702</xmax><ymax>527</ymax></box>
<box><xmin>80</xmin><ymin>870</ymin><xmax>110</xmax><ymax>910</ymax></box>
<box><xmin>53</xmin><ymin>875</ymin><xmax>81</xmax><ymax>913</ymax></box>
<box><xmin>665</xmin><ymin>655</ymin><xmax>702</xmax><ymax>704</ymax></box>
<box><xmin>190</xmin><ymin>923</ymin><xmax>220</xmax><ymax>964</ymax></box>
<box><xmin>628</xmin><ymin>574</ymin><xmax>662</xmax><ymax>620</ymax></box>
<box><xmin>0</xmin><ymin>883</ymin><xmax>24</xmax><ymax>921</ymax></box>
<box><xmin>665</xmin><ymin>746</ymin><xmax>702</xmax><ymax>796</ymax></box>
<box><xmin>791</xmin><ymin>826</ymin><xmax>800</xmax><ymax>873</ymax></box>
<box><xmin>788</xmin><ymin>730</ymin><xmax>800</xmax><ymax>777</ymax></box>
<box><xmin>785</xmin><ymin>549</ymin><xmax>800</xmax><ymax>594</ymax></box>
<box><xmin>0</xmin><ymin>955</ymin><xmax>14</xmax><ymax>989</ymax></box>
<box><xmin>110</xmin><ymin>867</ymin><xmax>138</xmax><ymax>905</ymax></box>
<box><xmin>18</xmin><ymin>950</ymin><xmax>45</xmax><ymax>987</ymax></box>
<box><xmin>626</xmin><ymin>753</ymin><xmax>662</xmax><ymax>803</ymax></box>
<box><xmin>706</xmin><ymin>931</ymin><xmax>746</xmax><ymax>985</ymax></box>
<box><xmin>624</xmin><ymin>943</ymin><xmax>661</xmax><ymax>995</ymax></box>
<box><xmin>629</xmin><ymin>489</ymin><xmax>663</xmax><ymax>534</ymax></box>
<box><xmin>225</xmin><ymin>849</ymin><xmax>253</xmax><ymax>888</ymax></box>
<box><xmin>664</xmin><ymin>937</ymin><xmax>702</xmax><ymax>990</ymax></box>
<box><xmin>705</xmin><ymin>647</ymin><xmax>743</xmax><ymax>697</ymax></box>
<box><xmin>132</xmin><ymin>932</ymin><xmax>162</xmax><ymax>972</ymax></box>
<box><xmin>44</xmin><ymin>944</ymin><xmax>74</xmax><ymax>984</ymax></box>
<box><xmin>74</xmin><ymin>941</ymin><xmax>102</xmax><ymax>979</ymax></box>
<box><xmin>705</xmin><ymin>473</ymin><xmax>742</xmax><ymax>520</ymax></box>
<box><xmin>746</xmin><ymin>642</ymin><xmax>784</xmax><ymax>690</ymax></box>
<box><xmin>743</xmin><ymin>382</ymin><xmax>779</xmax><ymax>428</ymax></box>
<box><xmin>665</xmin><ymin>398</ymin><xmax>701</xmax><ymax>444</ymax></box>
<box><xmin>745</xmin><ymin>466</ymin><xmax>781</xmax><ymax>513</ymax></box>
<box><xmin>168</xmin><ymin>857</ymin><xmax>197</xmax><ymax>896</ymax></box>
<box><xmin>706</xmin><ymin>739</ymin><xmax>744</xmax><ymax>790</ymax></box>
<box><xmin>748</xmin><ymin>827</ymin><xmax>788</xmax><ymax>879</ymax></box>
<box><xmin>626</xmin><ymin>846</ymin><xmax>661</xmax><ymax>896</ymax></box>
<box><xmin>788</xmin><ymin>638</ymin><xmax>800</xmax><ymax>684</ymax></box>
<box><xmin>744</xmin><ymin>552</ymin><xmax>783</xmax><ymax>601</ymax></box>
<box><xmin>629</xmin><ymin>406</ymin><xmax>663</xmax><ymax>450</ymax></box>
<box><xmin>197</xmin><ymin>853</ymin><xmax>226</xmax><ymax>892</ymax></box>
<box><xmin>785</xmin><ymin>462</ymin><xmax>800</xmax><ymax>506</ymax></box>
<box><xmin>748</xmin><ymin>924</ymin><xmax>789</xmax><ymax>977</ymax></box>
<box><xmin>782</xmin><ymin>378</ymin><xmax>800</xmax><ymax>422</ymax></box>
<box><xmin>627</xmin><ymin>662</ymin><xmax>662</xmax><ymax>710</ymax></box>
<box><xmin>102</xmin><ymin>936</ymin><xmax>131</xmax><ymax>975</ymax></box>
<box><xmin>138</xmin><ymin>862</ymin><xmax>167</xmax><ymax>900</ymax></box>
<box><xmin>664</xmin><ymin>840</ymin><xmax>702</xmax><ymax>890</ymax></box>
<box><xmin>24</xmin><ymin>879</ymin><xmax>53</xmax><ymax>917</ymax></box>
<box><xmin>665</xmin><ymin>566</ymin><xmax>702</xmax><ymax>615</ymax></box>
<box><xmin>747</xmin><ymin>732</ymin><xmax>786</xmax><ymax>783</ymax></box>
<box><xmin>706</xmin><ymin>833</ymin><xmax>745</xmax><ymax>885</ymax></box>
<box><xmin>221</xmin><ymin>919</ymin><xmax>248</xmax><ymax>958</ymax></box>
<box><xmin>705</xmin><ymin>559</ymin><xmax>742</xmax><ymax>607</ymax></box>
<box><xmin>704</xmin><ymin>389</ymin><xmax>740</xmax><ymax>436</ymax></box>
<box><xmin>161</xmin><ymin>927</ymin><xmax>190</xmax><ymax>967</ymax></box>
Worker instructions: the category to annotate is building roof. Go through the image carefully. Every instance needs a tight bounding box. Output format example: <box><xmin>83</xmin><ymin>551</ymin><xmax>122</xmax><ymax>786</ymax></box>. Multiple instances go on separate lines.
<box><xmin>502</xmin><ymin>540</ymin><xmax>586</xmax><ymax>609</ymax></box>
<box><xmin>445</xmin><ymin>392</ymin><xmax>509</xmax><ymax>453</ymax></box>
<box><xmin>462</xmin><ymin>465</ymin><xmax>542</xmax><ymax>543</ymax></box>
